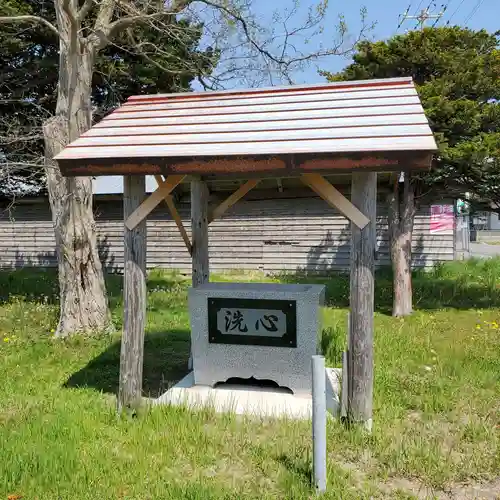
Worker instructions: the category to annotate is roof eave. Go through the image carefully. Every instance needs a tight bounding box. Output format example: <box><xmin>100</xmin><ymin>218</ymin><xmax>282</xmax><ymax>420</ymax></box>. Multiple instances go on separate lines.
<box><xmin>57</xmin><ymin>150</ymin><xmax>435</xmax><ymax>178</ymax></box>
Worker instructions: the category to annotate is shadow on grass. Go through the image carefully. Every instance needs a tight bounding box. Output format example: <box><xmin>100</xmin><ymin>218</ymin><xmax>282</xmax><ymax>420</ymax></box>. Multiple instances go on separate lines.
<box><xmin>64</xmin><ymin>329</ymin><xmax>191</xmax><ymax>397</ymax></box>
<box><xmin>3</xmin><ymin>258</ymin><xmax>500</xmax><ymax>315</ymax></box>
<box><xmin>0</xmin><ymin>268</ymin><xmax>186</xmax><ymax>306</ymax></box>
<box><xmin>0</xmin><ymin>267</ymin><xmax>60</xmax><ymax>304</ymax></box>
<box><xmin>277</xmin><ymin>263</ymin><xmax>500</xmax><ymax>313</ymax></box>
<box><xmin>275</xmin><ymin>453</ymin><xmax>312</xmax><ymax>486</ymax></box>
<box><xmin>0</xmin><ymin>268</ymin><xmax>123</xmax><ymax>305</ymax></box>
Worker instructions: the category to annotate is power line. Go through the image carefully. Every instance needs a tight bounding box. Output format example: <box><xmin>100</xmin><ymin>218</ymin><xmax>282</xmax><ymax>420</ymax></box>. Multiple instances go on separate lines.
<box><xmin>463</xmin><ymin>0</ymin><xmax>486</xmax><ymax>24</ymax></box>
<box><xmin>446</xmin><ymin>0</ymin><xmax>467</xmax><ymax>25</ymax></box>
<box><xmin>424</xmin><ymin>0</ymin><xmax>437</xmax><ymax>15</ymax></box>
<box><xmin>431</xmin><ymin>3</ymin><xmax>449</xmax><ymax>26</ymax></box>
<box><xmin>396</xmin><ymin>3</ymin><xmax>414</xmax><ymax>34</ymax></box>
<box><xmin>412</xmin><ymin>0</ymin><xmax>426</xmax><ymax>16</ymax></box>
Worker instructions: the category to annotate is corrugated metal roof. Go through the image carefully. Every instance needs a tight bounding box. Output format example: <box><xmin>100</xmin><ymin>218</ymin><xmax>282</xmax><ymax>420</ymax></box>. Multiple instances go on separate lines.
<box><xmin>55</xmin><ymin>77</ymin><xmax>437</xmax><ymax>173</ymax></box>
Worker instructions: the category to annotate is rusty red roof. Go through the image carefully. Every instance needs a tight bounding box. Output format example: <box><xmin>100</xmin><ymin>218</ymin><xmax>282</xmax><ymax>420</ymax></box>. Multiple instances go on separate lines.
<box><xmin>55</xmin><ymin>78</ymin><xmax>437</xmax><ymax>176</ymax></box>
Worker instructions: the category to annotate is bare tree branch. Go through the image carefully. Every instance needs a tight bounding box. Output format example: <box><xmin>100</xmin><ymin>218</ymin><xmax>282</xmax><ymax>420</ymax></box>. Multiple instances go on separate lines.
<box><xmin>102</xmin><ymin>0</ymin><xmax>192</xmax><ymax>43</ymax></box>
<box><xmin>77</xmin><ymin>0</ymin><xmax>95</xmax><ymax>23</ymax></box>
<box><xmin>199</xmin><ymin>0</ymin><xmax>283</xmax><ymax>67</ymax></box>
<box><xmin>188</xmin><ymin>0</ymin><xmax>370</xmax><ymax>86</ymax></box>
<box><xmin>0</xmin><ymin>15</ymin><xmax>60</xmax><ymax>37</ymax></box>
<box><xmin>122</xmin><ymin>28</ymin><xmax>192</xmax><ymax>76</ymax></box>
<box><xmin>0</xmin><ymin>133</ymin><xmax>44</xmax><ymax>145</ymax></box>
<box><xmin>61</xmin><ymin>0</ymin><xmax>78</xmax><ymax>28</ymax></box>
<box><xmin>105</xmin><ymin>12</ymin><xmax>172</xmax><ymax>40</ymax></box>
<box><xmin>92</xmin><ymin>0</ymin><xmax>117</xmax><ymax>47</ymax></box>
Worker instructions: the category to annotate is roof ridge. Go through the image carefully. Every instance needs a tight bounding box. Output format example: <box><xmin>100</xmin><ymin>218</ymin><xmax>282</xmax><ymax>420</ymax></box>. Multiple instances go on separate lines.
<box><xmin>126</xmin><ymin>78</ymin><xmax>414</xmax><ymax>103</ymax></box>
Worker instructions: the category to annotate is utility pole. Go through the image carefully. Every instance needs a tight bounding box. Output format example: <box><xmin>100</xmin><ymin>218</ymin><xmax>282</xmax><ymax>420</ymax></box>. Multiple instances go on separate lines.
<box><xmin>398</xmin><ymin>5</ymin><xmax>445</xmax><ymax>30</ymax></box>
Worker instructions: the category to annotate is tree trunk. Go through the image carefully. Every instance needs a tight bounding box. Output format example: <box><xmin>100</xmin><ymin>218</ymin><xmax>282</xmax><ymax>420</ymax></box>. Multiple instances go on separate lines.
<box><xmin>43</xmin><ymin>41</ymin><xmax>111</xmax><ymax>336</ymax></box>
<box><xmin>388</xmin><ymin>173</ymin><xmax>415</xmax><ymax>317</ymax></box>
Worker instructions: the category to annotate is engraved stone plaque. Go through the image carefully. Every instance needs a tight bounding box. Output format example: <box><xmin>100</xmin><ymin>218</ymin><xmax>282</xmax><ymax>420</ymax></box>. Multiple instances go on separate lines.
<box><xmin>208</xmin><ymin>298</ymin><xmax>296</xmax><ymax>347</ymax></box>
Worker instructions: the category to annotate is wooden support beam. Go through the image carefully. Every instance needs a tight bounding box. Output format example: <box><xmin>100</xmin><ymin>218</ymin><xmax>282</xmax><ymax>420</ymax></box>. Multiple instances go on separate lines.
<box><xmin>165</xmin><ymin>195</ymin><xmax>192</xmax><ymax>255</ymax></box>
<box><xmin>300</xmin><ymin>173</ymin><xmax>370</xmax><ymax>229</ymax></box>
<box><xmin>348</xmin><ymin>172</ymin><xmax>377</xmax><ymax>431</ymax></box>
<box><xmin>191</xmin><ymin>179</ymin><xmax>209</xmax><ymax>287</ymax></box>
<box><xmin>189</xmin><ymin>179</ymin><xmax>209</xmax><ymax>370</ymax></box>
<box><xmin>118</xmin><ymin>175</ymin><xmax>147</xmax><ymax>415</ymax></box>
<box><xmin>124</xmin><ymin>175</ymin><xmax>185</xmax><ymax>230</ymax></box>
<box><xmin>154</xmin><ymin>175</ymin><xmax>192</xmax><ymax>255</ymax></box>
<box><xmin>208</xmin><ymin>179</ymin><xmax>261</xmax><ymax>223</ymax></box>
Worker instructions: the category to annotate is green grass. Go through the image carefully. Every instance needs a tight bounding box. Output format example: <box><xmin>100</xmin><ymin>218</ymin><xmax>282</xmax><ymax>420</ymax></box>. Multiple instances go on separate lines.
<box><xmin>0</xmin><ymin>260</ymin><xmax>499</xmax><ymax>499</ymax></box>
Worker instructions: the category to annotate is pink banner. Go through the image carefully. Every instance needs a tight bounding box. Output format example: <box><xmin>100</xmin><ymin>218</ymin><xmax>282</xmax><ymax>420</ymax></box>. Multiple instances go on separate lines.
<box><xmin>430</xmin><ymin>204</ymin><xmax>454</xmax><ymax>234</ymax></box>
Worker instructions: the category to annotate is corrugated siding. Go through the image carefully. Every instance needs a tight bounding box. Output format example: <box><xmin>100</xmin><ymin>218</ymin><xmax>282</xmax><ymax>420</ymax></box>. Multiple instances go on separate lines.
<box><xmin>55</xmin><ymin>78</ymin><xmax>436</xmax><ymax>162</ymax></box>
<box><xmin>0</xmin><ymin>197</ymin><xmax>454</xmax><ymax>272</ymax></box>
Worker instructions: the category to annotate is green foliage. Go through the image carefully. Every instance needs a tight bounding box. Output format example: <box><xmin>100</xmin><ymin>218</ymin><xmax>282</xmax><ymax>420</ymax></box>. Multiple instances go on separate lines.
<box><xmin>322</xmin><ymin>27</ymin><xmax>500</xmax><ymax>205</ymax></box>
<box><xmin>320</xmin><ymin>325</ymin><xmax>344</xmax><ymax>366</ymax></box>
<box><xmin>1</xmin><ymin>263</ymin><xmax>500</xmax><ymax>497</ymax></box>
<box><xmin>0</xmin><ymin>0</ymin><xmax>216</xmax><ymax>196</ymax></box>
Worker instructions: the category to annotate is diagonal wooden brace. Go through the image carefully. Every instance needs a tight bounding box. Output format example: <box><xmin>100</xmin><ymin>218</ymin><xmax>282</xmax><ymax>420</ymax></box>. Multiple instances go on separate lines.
<box><xmin>208</xmin><ymin>178</ymin><xmax>261</xmax><ymax>223</ymax></box>
<box><xmin>125</xmin><ymin>175</ymin><xmax>185</xmax><ymax>230</ymax></box>
<box><xmin>154</xmin><ymin>175</ymin><xmax>192</xmax><ymax>255</ymax></box>
<box><xmin>301</xmin><ymin>173</ymin><xmax>370</xmax><ymax>229</ymax></box>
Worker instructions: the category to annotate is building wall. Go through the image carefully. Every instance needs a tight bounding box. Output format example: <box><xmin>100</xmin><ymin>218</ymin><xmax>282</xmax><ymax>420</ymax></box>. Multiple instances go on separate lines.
<box><xmin>488</xmin><ymin>212</ymin><xmax>500</xmax><ymax>231</ymax></box>
<box><xmin>0</xmin><ymin>196</ymin><xmax>455</xmax><ymax>272</ymax></box>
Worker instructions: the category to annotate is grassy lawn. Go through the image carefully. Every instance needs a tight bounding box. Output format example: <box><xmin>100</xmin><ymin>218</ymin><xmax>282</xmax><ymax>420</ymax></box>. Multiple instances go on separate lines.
<box><xmin>0</xmin><ymin>260</ymin><xmax>499</xmax><ymax>499</ymax></box>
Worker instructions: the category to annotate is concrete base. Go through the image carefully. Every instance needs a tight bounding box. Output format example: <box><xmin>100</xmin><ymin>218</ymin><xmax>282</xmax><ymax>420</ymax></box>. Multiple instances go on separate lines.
<box><xmin>154</xmin><ymin>368</ymin><xmax>341</xmax><ymax>420</ymax></box>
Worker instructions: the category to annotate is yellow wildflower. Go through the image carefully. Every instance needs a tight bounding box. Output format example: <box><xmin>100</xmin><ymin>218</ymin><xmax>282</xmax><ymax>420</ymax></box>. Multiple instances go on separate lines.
<box><xmin>476</xmin><ymin>325</ymin><xmax>481</xmax><ymax>330</ymax></box>
<box><xmin>7</xmin><ymin>493</ymin><xmax>23</xmax><ymax>500</ymax></box>
<box><xmin>3</xmin><ymin>337</ymin><xmax>10</xmax><ymax>342</ymax></box>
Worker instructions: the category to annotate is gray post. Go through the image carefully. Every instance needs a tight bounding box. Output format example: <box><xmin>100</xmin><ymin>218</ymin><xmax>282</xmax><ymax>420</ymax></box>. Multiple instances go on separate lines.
<box><xmin>341</xmin><ymin>313</ymin><xmax>350</xmax><ymax>419</ymax></box>
<box><xmin>312</xmin><ymin>355</ymin><xmax>327</xmax><ymax>493</ymax></box>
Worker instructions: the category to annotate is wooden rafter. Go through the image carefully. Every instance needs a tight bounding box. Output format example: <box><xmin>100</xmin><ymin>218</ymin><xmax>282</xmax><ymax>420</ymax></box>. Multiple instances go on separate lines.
<box><xmin>154</xmin><ymin>175</ymin><xmax>192</xmax><ymax>255</ymax></box>
<box><xmin>301</xmin><ymin>173</ymin><xmax>370</xmax><ymax>229</ymax></box>
<box><xmin>209</xmin><ymin>179</ymin><xmax>261</xmax><ymax>223</ymax></box>
<box><xmin>125</xmin><ymin>175</ymin><xmax>185</xmax><ymax>230</ymax></box>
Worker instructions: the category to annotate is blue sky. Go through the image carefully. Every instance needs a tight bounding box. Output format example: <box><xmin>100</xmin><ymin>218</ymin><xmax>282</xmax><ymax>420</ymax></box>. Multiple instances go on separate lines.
<box><xmin>248</xmin><ymin>0</ymin><xmax>498</xmax><ymax>84</ymax></box>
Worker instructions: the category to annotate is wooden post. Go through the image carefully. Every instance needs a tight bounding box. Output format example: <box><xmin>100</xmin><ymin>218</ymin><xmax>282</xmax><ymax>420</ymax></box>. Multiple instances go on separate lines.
<box><xmin>118</xmin><ymin>175</ymin><xmax>147</xmax><ymax>414</ymax></box>
<box><xmin>191</xmin><ymin>179</ymin><xmax>209</xmax><ymax>287</ymax></box>
<box><xmin>189</xmin><ymin>179</ymin><xmax>209</xmax><ymax>371</ymax></box>
<box><xmin>348</xmin><ymin>172</ymin><xmax>377</xmax><ymax>431</ymax></box>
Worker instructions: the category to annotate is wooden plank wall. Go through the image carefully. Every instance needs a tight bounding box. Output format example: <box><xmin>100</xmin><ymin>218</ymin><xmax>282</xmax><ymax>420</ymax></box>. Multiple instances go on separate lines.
<box><xmin>0</xmin><ymin>197</ymin><xmax>454</xmax><ymax>272</ymax></box>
